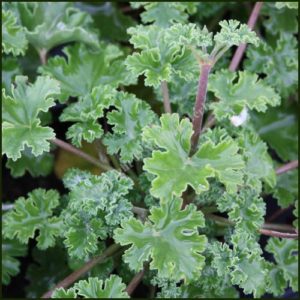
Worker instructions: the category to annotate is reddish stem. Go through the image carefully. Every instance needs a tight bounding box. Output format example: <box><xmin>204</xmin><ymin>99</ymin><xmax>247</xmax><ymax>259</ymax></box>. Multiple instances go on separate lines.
<box><xmin>259</xmin><ymin>229</ymin><xmax>298</xmax><ymax>239</ymax></box>
<box><xmin>276</xmin><ymin>160</ymin><xmax>298</xmax><ymax>175</ymax></box>
<box><xmin>126</xmin><ymin>268</ymin><xmax>146</xmax><ymax>296</ymax></box>
<box><xmin>190</xmin><ymin>64</ymin><xmax>212</xmax><ymax>155</ymax></box>
<box><xmin>161</xmin><ymin>80</ymin><xmax>171</xmax><ymax>113</ymax></box>
<box><xmin>229</xmin><ymin>2</ymin><xmax>263</xmax><ymax>71</ymax></box>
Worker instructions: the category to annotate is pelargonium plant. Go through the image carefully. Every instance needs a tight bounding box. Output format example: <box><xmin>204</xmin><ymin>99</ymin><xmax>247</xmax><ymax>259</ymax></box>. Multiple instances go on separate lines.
<box><xmin>2</xmin><ymin>1</ymin><xmax>298</xmax><ymax>299</ymax></box>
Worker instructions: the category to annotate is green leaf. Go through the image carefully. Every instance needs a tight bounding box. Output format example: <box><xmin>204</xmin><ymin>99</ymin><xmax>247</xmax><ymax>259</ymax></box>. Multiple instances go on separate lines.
<box><xmin>142</xmin><ymin>114</ymin><xmax>244</xmax><ymax>199</ymax></box>
<box><xmin>245</xmin><ymin>34</ymin><xmax>298</xmax><ymax>97</ymax></box>
<box><xmin>293</xmin><ymin>200</ymin><xmax>298</xmax><ymax>229</ymax></box>
<box><xmin>251</xmin><ymin>104</ymin><xmax>298</xmax><ymax>162</ymax></box>
<box><xmin>3</xmin><ymin>189</ymin><xmax>63</xmax><ymax>250</ymax></box>
<box><xmin>52</xmin><ymin>275</ymin><xmax>129</xmax><ymax>298</ymax></box>
<box><xmin>2</xmin><ymin>75</ymin><xmax>60</xmax><ymax>161</ymax></box>
<box><xmin>275</xmin><ymin>2</ymin><xmax>298</xmax><ymax>9</ymax></box>
<box><xmin>6</xmin><ymin>146</ymin><xmax>53</xmax><ymax>178</ymax></box>
<box><xmin>2</xmin><ymin>56</ymin><xmax>21</xmax><ymax>92</ymax></box>
<box><xmin>103</xmin><ymin>91</ymin><xmax>156</xmax><ymax>163</ymax></box>
<box><xmin>114</xmin><ymin>198</ymin><xmax>207</xmax><ymax>283</ymax></box>
<box><xmin>2</xmin><ymin>9</ymin><xmax>28</xmax><ymax>56</ymax></box>
<box><xmin>2</xmin><ymin>238</ymin><xmax>27</xmax><ymax>285</ymax></box>
<box><xmin>40</xmin><ymin>43</ymin><xmax>134</xmax><ymax>102</ymax></box>
<box><xmin>131</xmin><ymin>2</ymin><xmax>198</xmax><ymax>27</ymax></box>
<box><xmin>266</xmin><ymin>238</ymin><xmax>298</xmax><ymax>291</ymax></box>
<box><xmin>15</xmin><ymin>2</ymin><xmax>99</xmax><ymax>52</ymax></box>
<box><xmin>214</xmin><ymin>19</ymin><xmax>259</xmax><ymax>48</ymax></box>
<box><xmin>238</xmin><ymin>129</ymin><xmax>276</xmax><ymax>191</ymax></box>
<box><xmin>125</xmin><ymin>24</ymin><xmax>199</xmax><ymax>88</ymax></box>
<box><xmin>265</xmin><ymin>261</ymin><xmax>287</xmax><ymax>296</ymax></box>
<box><xmin>59</xmin><ymin>85</ymin><xmax>115</xmax><ymax>147</ymax></box>
<box><xmin>208</xmin><ymin>69</ymin><xmax>280</xmax><ymax>121</ymax></box>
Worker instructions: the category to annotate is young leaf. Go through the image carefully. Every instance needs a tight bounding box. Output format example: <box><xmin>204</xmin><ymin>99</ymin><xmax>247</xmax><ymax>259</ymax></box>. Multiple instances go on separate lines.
<box><xmin>208</xmin><ymin>70</ymin><xmax>280</xmax><ymax>121</ymax></box>
<box><xmin>2</xmin><ymin>9</ymin><xmax>28</xmax><ymax>56</ymax></box>
<box><xmin>3</xmin><ymin>189</ymin><xmax>63</xmax><ymax>250</ymax></box>
<box><xmin>131</xmin><ymin>2</ymin><xmax>198</xmax><ymax>27</ymax></box>
<box><xmin>2</xmin><ymin>238</ymin><xmax>27</xmax><ymax>285</ymax></box>
<box><xmin>142</xmin><ymin>114</ymin><xmax>244</xmax><ymax>199</ymax></box>
<box><xmin>114</xmin><ymin>198</ymin><xmax>207</xmax><ymax>283</ymax></box>
<box><xmin>52</xmin><ymin>275</ymin><xmax>129</xmax><ymax>298</ymax></box>
<box><xmin>40</xmin><ymin>43</ymin><xmax>135</xmax><ymax>103</ymax></box>
<box><xmin>103</xmin><ymin>91</ymin><xmax>156</xmax><ymax>163</ymax></box>
<box><xmin>2</xmin><ymin>76</ymin><xmax>60</xmax><ymax>161</ymax></box>
<box><xmin>15</xmin><ymin>2</ymin><xmax>99</xmax><ymax>52</ymax></box>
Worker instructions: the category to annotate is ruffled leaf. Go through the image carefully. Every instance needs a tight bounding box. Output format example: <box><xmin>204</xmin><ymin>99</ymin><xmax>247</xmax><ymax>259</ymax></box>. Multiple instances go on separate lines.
<box><xmin>15</xmin><ymin>2</ymin><xmax>99</xmax><ymax>51</ymax></box>
<box><xmin>275</xmin><ymin>2</ymin><xmax>298</xmax><ymax>9</ymax></box>
<box><xmin>142</xmin><ymin>114</ymin><xmax>244</xmax><ymax>199</ymax></box>
<box><xmin>52</xmin><ymin>275</ymin><xmax>129</xmax><ymax>298</ymax></box>
<box><xmin>266</xmin><ymin>238</ymin><xmax>298</xmax><ymax>291</ymax></box>
<box><xmin>131</xmin><ymin>2</ymin><xmax>198</xmax><ymax>27</ymax></box>
<box><xmin>2</xmin><ymin>238</ymin><xmax>27</xmax><ymax>285</ymax></box>
<box><xmin>114</xmin><ymin>198</ymin><xmax>207</xmax><ymax>283</ymax></box>
<box><xmin>208</xmin><ymin>69</ymin><xmax>280</xmax><ymax>121</ymax></box>
<box><xmin>103</xmin><ymin>91</ymin><xmax>156</xmax><ymax>163</ymax></box>
<box><xmin>2</xmin><ymin>9</ymin><xmax>28</xmax><ymax>56</ymax></box>
<box><xmin>40</xmin><ymin>43</ymin><xmax>134</xmax><ymax>102</ymax></box>
<box><xmin>2</xmin><ymin>76</ymin><xmax>60</xmax><ymax>161</ymax></box>
<box><xmin>2</xmin><ymin>56</ymin><xmax>21</xmax><ymax>92</ymax></box>
<box><xmin>3</xmin><ymin>189</ymin><xmax>63</xmax><ymax>249</ymax></box>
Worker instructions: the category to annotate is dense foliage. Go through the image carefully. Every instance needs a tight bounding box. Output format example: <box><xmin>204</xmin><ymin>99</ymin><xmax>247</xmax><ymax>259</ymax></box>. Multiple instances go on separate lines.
<box><xmin>2</xmin><ymin>2</ymin><xmax>298</xmax><ymax>298</ymax></box>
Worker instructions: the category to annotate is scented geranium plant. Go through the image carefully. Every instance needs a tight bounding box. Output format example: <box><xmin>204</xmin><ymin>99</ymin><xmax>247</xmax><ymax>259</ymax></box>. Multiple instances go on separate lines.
<box><xmin>2</xmin><ymin>2</ymin><xmax>298</xmax><ymax>299</ymax></box>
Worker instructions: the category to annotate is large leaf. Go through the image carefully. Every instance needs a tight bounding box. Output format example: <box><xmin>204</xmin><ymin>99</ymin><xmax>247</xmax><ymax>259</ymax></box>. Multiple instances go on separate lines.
<box><xmin>2</xmin><ymin>76</ymin><xmax>60</xmax><ymax>161</ymax></box>
<box><xmin>114</xmin><ymin>198</ymin><xmax>207</xmax><ymax>282</ymax></box>
<box><xmin>142</xmin><ymin>114</ymin><xmax>244</xmax><ymax>199</ymax></box>
<box><xmin>3</xmin><ymin>189</ymin><xmax>63</xmax><ymax>250</ymax></box>
<box><xmin>40</xmin><ymin>43</ymin><xmax>134</xmax><ymax>102</ymax></box>
<box><xmin>2</xmin><ymin>9</ymin><xmax>27</xmax><ymax>56</ymax></box>
<box><xmin>208</xmin><ymin>69</ymin><xmax>280</xmax><ymax>121</ymax></box>
<box><xmin>14</xmin><ymin>2</ymin><xmax>99</xmax><ymax>52</ymax></box>
<box><xmin>52</xmin><ymin>275</ymin><xmax>129</xmax><ymax>298</ymax></box>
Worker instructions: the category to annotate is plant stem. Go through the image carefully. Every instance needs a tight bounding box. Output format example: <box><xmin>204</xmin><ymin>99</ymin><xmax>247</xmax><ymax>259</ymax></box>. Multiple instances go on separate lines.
<box><xmin>126</xmin><ymin>268</ymin><xmax>146</xmax><ymax>296</ymax></box>
<box><xmin>190</xmin><ymin>63</ymin><xmax>212</xmax><ymax>155</ymax></box>
<box><xmin>132</xmin><ymin>206</ymin><xmax>148</xmax><ymax>221</ymax></box>
<box><xmin>161</xmin><ymin>80</ymin><xmax>171</xmax><ymax>113</ymax></box>
<box><xmin>276</xmin><ymin>160</ymin><xmax>298</xmax><ymax>175</ymax></box>
<box><xmin>267</xmin><ymin>206</ymin><xmax>292</xmax><ymax>222</ymax></box>
<box><xmin>39</xmin><ymin>48</ymin><xmax>47</xmax><ymax>65</ymax></box>
<box><xmin>201</xmin><ymin>113</ymin><xmax>216</xmax><ymax>132</ymax></box>
<box><xmin>51</xmin><ymin>138</ymin><xmax>112</xmax><ymax>171</ymax></box>
<box><xmin>229</xmin><ymin>2</ymin><xmax>263</xmax><ymax>71</ymax></box>
<box><xmin>259</xmin><ymin>229</ymin><xmax>298</xmax><ymax>239</ymax></box>
<box><xmin>41</xmin><ymin>244</ymin><xmax>121</xmax><ymax>298</ymax></box>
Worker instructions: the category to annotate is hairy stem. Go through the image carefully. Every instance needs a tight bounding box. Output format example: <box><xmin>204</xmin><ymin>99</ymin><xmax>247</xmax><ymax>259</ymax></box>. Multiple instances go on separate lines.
<box><xmin>190</xmin><ymin>64</ymin><xmax>212</xmax><ymax>155</ymax></box>
<box><xmin>276</xmin><ymin>160</ymin><xmax>298</xmax><ymax>175</ymax></box>
<box><xmin>51</xmin><ymin>138</ymin><xmax>112</xmax><ymax>171</ymax></box>
<box><xmin>42</xmin><ymin>244</ymin><xmax>121</xmax><ymax>298</ymax></box>
<box><xmin>126</xmin><ymin>267</ymin><xmax>146</xmax><ymax>296</ymax></box>
<box><xmin>229</xmin><ymin>2</ymin><xmax>263</xmax><ymax>71</ymax></box>
<box><xmin>259</xmin><ymin>229</ymin><xmax>298</xmax><ymax>239</ymax></box>
<box><xmin>161</xmin><ymin>80</ymin><xmax>171</xmax><ymax>113</ymax></box>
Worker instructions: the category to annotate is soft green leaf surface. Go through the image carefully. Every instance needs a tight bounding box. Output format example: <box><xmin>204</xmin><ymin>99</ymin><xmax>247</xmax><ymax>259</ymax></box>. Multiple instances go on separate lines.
<box><xmin>3</xmin><ymin>189</ymin><xmax>63</xmax><ymax>249</ymax></box>
<box><xmin>6</xmin><ymin>146</ymin><xmax>53</xmax><ymax>178</ymax></box>
<box><xmin>265</xmin><ymin>261</ymin><xmax>287</xmax><ymax>296</ymax></box>
<box><xmin>2</xmin><ymin>9</ymin><xmax>27</xmax><ymax>56</ymax></box>
<box><xmin>208</xmin><ymin>70</ymin><xmax>280</xmax><ymax>121</ymax></box>
<box><xmin>143</xmin><ymin>114</ymin><xmax>244</xmax><ymax>199</ymax></box>
<box><xmin>2</xmin><ymin>238</ymin><xmax>27</xmax><ymax>285</ymax></box>
<box><xmin>251</xmin><ymin>104</ymin><xmax>298</xmax><ymax>162</ymax></box>
<box><xmin>2</xmin><ymin>76</ymin><xmax>60</xmax><ymax>161</ymax></box>
<box><xmin>103</xmin><ymin>91</ymin><xmax>156</xmax><ymax>162</ymax></box>
<box><xmin>266</xmin><ymin>238</ymin><xmax>298</xmax><ymax>291</ymax></box>
<box><xmin>275</xmin><ymin>2</ymin><xmax>298</xmax><ymax>9</ymax></box>
<box><xmin>245</xmin><ymin>34</ymin><xmax>298</xmax><ymax>97</ymax></box>
<box><xmin>114</xmin><ymin>198</ymin><xmax>207</xmax><ymax>282</ymax></box>
<box><xmin>40</xmin><ymin>43</ymin><xmax>134</xmax><ymax>102</ymax></box>
<box><xmin>15</xmin><ymin>2</ymin><xmax>99</xmax><ymax>51</ymax></box>
<box><xmin>2</xmin><ymin>57</ymin><xmax>21</xmax><ymax>92</ymax></box>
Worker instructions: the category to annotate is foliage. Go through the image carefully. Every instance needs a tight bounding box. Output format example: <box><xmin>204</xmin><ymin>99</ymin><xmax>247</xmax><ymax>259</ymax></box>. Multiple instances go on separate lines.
<box><xmin>2</xmin><ymin>2</ymin><xmax>298</xmax><ymax>299</ymax></box>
